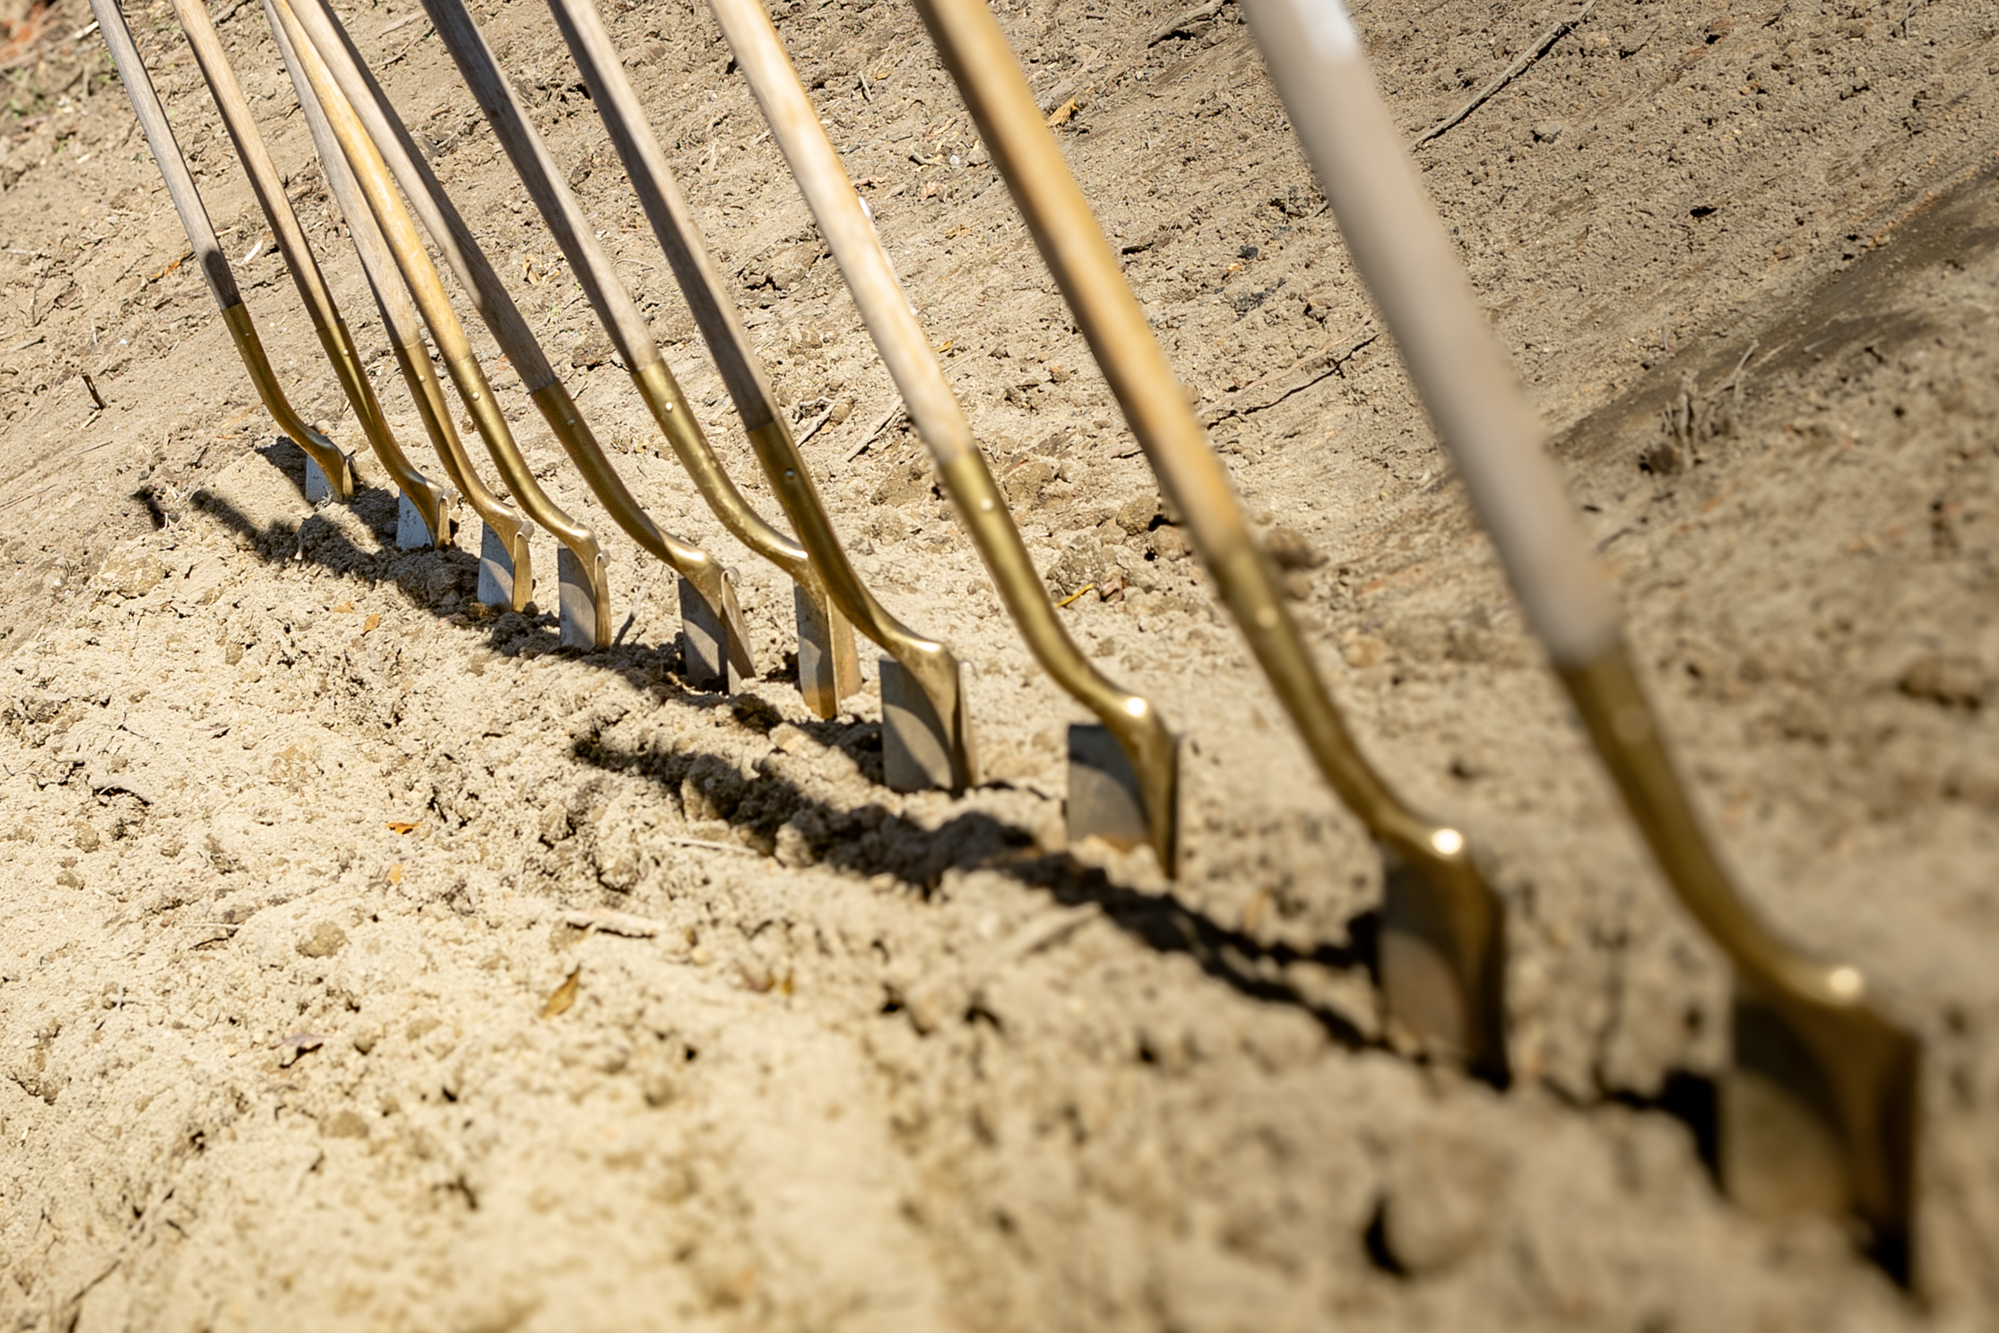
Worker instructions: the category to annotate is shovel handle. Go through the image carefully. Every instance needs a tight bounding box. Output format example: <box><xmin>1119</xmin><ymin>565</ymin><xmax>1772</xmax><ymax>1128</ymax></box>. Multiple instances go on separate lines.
<box><xmin>910</xmin><ymin>0</ymin><xmax>1401</xmax><ymax>826</ymax></box>
<box><xmin>421</xmin><ymin>0</ymin><xmax>813</xmax><ymax>592</ymax></box>
<box><xmin>177</xmin><ymin>0</ymin><xmax>457</xmax><ymax>534</ymax></box>
<box><xmin>262</xmin><ymin>0</ymin><xmax>512</xmax><ymax>527</ymax></box>
<box><xmin>93</xmin><ymin>0</ymin><xmax>355</xmax><ymax>496</ymax></box>
<box><xmin>272</xmin><ymin>0</ymin><xmax>593</xmax><ymax>548</ymax></box>
<box><xmin>282</xmin><ymin>0</ymin><xmax>731</xmax><ymax>624</ymax></box>
<box><xmin>418</xmin><ymin>0</ymin><xmax>656</xmax><ymax>374</ymax></box>
<box><xmin>289</xmin><ymin>0</ymin><xmax>735</xmax><ymax>599</ymax></box>
<box><xmin>286</xmin><ymin>0</ymin><xmax>555</xmax><ymax>391</ymax></box>
<box><xmin>1240</xmin><ymin>0</ymin><xmax>1618</xmax><ymax>667</ymax></box>
<box><xmin>89</xmin><ymin>0</ymin><xmax>239</xmax><ymax>312</ymax></box>
<box><xmin>541</xmin><ymin>0</ymin><xmax>778</xmax><ymax>431</ymax></box>
<box><xmin>708</xmin><ymin>0</ymin><xmax>1176</xmax><ymax>864</ymax></box>
<box><xmin>538</xmin><ymin>0</ymin><xmax>974</xmax><ymax>767</ymax></box>
<box><xmin>173</xmin><ymin>0</ymin><xmax>336</xmax><ymax>333</ymax></box>
<box><xmin>264</xmin><ymin>0</ymin><xmax>430</xmax><ymax>364</ymax></box>
<box><xmin>1240</xmin><ymin>0</ymin><xmax>1876</xmax><ymax>1005</ymax></box>
<box><xmin>706</xmin><ymin>0</ymin><xmax>971</xmax><ymax>468</ymax></box>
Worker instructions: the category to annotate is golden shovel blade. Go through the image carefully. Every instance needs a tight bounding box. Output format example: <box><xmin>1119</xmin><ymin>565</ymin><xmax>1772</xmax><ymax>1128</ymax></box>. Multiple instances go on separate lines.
<box><xmin>1723</xmin><ymin>974</ymin><xmax>1920</xmax><ymax>1284</ymax></box>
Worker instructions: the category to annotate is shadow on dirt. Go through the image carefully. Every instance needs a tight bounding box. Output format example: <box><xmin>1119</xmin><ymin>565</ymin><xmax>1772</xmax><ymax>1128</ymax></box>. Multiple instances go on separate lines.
<box><xmin>178</xmin><ymin>449</ymin><xmax>1384</xmax><ymax>1050</ymax></box>
<box><xmin>1555</xmin><ymin>156</ymin><xmax>1999</xmax><ymax>471</ymax></box>
<box><xmin>576</xmin><ymin>727</ymin><xmax>1377</xmax><ymax>1050</ymax></box>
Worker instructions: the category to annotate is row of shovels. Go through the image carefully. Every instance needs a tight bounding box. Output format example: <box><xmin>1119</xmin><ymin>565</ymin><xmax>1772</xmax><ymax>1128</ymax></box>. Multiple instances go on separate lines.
<box><xmin>87</xmin><ymin>0</ymin><xmax>1921</xmax><ymax>1284</ymax></box>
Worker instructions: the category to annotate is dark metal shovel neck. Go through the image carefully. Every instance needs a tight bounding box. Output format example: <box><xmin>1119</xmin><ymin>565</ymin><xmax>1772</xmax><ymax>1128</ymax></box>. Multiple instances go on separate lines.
<box><xmin>1561</xmin><ymin>643</ymin><xmax>1921</xmax><ymax>1283</ymax></box>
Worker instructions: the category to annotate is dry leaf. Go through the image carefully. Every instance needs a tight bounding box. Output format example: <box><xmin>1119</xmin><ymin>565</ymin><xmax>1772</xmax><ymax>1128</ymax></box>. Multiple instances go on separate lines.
<box><xmin>387</xmin><ymin>862</ymin><xmax>405</xmax><ymax>885</ymax></box>
<box><xmin>542</xmin><ymin>969</ymin><xmax>579</xmax><ymax>1019</ymax></box>
<box><xmin>1046</xmin><ymin>97</ymin><xmax>1080</xmax><ymax>126</ymax></box>
<box><xmin>362</xmin><ymin>614</ymin><xmax>382</xmax><ymax>634</ymax></box>
<box><xmin>331</xmin><ymin>601</ymin><xmax>354</xmax><ymax>613</ymax></box>
<box><xmin>385</xmin><ymin>822</ymin><xmax>418</xmax><ymax>835</ymax></box>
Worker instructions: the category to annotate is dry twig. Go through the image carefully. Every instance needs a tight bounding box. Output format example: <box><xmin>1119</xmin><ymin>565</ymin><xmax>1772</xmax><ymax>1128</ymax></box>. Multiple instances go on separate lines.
<box><xmin>842</xmin><ymin>396</ymin><xmax>905</xmax><ymax>462</ymax></box>
<box><xmin>1411</xmin><ymin>1</ymin><xmax>1595</xmax><ymax>148</ymax></box>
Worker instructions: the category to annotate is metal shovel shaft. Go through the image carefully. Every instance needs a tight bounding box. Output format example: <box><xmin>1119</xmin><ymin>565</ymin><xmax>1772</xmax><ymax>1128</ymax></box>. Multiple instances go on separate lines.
<box><xmin>705</xmin><ymin>0</ymin><xmax>1176</xmax><ymax>868</ymax></box>
<box><xmin>286</xmin><ymin>0</ymin><xmax>733</xmax><ymax>656</ymax></box>
<box><xmin>541</xmin><ymin>0</ymin><xmax>976</xmax><ymax>783</ymax></box>
<box><xmin>174</xmin><ymin>0</ymin><xmax>454</xmax><ymax>544</ymax></box>
<box><xmin>423</xmin><ymin>0</ymin><xmax>810</xmax><ymax>680</ymax></box>
<box><xmin>906</xmin><ymin>0</ymin><xmax>1406</xmax><ymax>827</ymax></box>
<box><xmin>90</xmin><ymin>0</ymin><xmax>355</xmax><ymax>500</ymax></box>
<box><xmin>910</xmin><ymin>0</ymin><xmax>1510</xmax><ymax>1070</ymax></box>
<box><xmin>262</xmin><ymin>0</ymin><xmax>537</xmax><ymax>602</ymax></box>
<box><xmin>1240</xmin><ymin>0</ymin><xmax>1917</xmax><ymax>1271</ymax></box>
<box><xmin>271</xmin><ymin>0</ymin><xmax>606</xmax><ymax>637</ymax></box>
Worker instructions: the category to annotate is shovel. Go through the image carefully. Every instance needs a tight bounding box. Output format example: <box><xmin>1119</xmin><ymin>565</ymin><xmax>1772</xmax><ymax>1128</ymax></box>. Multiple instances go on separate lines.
<box><xmin>911</xmin><ymin>0</ymin><xmax>1506</xmax><ymax>1073</ymax></box>
<box><xmin>415</xmin><ymin>0</ymin><xmax>842</xmax><ymax>703</ymax></box>
<box><xmin>173</xmin><ymin>0</ymin><xmax>456</xmax><ymax>548</ymax></box>
<box><xmin>702</xmin><ymin>0</ymin><xmax>1177</xmax><ymax>865</ymax></box>
<box><xmin>263</xmin><ymin>0</ymin><xmax>535</xmax><ymax>606</ymax></box>
<box><xmin>1241</xmin><ymin>0</ymin><xmax>1917</xmax><ymax>1279</ymax></box>
<box><xmin>89</xmin><ymin>0</ymin><xmax>357</xmax><ymax>505</ymax></box>
<box><xmin>270</xmin><ymin>0</ymin><xmax>613</xmax><ymax>646</ymax></box>
<box><xmin>541</xmin><ymin>0</ymin><xmax>979</xmax><ymax>790</ymax></box>
<box><xmin>286</xmin><ymin>0</ymin><xmax>758</xmax><ymax>670</ymax></box>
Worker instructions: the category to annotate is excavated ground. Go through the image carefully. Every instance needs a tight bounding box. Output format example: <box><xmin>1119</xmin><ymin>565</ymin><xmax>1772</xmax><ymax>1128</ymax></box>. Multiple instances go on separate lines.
<box><xmin>0</xmin><ymin>0</ymin><xmax>1996</xmax><ymax>1327</ymax></box>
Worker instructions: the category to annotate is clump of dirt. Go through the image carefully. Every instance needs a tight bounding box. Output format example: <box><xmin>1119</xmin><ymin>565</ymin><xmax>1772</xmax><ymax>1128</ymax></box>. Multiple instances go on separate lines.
<box><xmin>1</xmin><ymin>0</ymin><xmax>1996</xmax><ymax>1327</ymax></box>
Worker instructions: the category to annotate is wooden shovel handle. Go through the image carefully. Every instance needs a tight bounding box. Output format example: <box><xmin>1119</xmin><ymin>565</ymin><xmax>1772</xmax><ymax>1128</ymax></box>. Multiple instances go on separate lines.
<box><xmin>88</xmin><ymin>0</ymin><xmax>239</xmax><ymax>311</ymax></box>
<box><xmin>1241</xmin><ymin>0</ymin><xmax>1619</xmax><ymax>667</ymax></box>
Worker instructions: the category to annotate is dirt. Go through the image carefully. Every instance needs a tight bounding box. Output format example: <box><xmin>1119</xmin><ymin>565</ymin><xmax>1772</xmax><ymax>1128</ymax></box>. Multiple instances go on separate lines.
<box><xmin>0</xmin><ymin>0</ymin><xmax>1995</xmax><ymax>1325</ymax></box>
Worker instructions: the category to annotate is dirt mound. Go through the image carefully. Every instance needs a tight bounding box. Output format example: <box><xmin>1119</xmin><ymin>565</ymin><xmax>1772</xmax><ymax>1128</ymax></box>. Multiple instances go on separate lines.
<box><xmin>1</xmin><ymin>0</ymin><xmax>1995</xmax><ymax>1327</ymax></box>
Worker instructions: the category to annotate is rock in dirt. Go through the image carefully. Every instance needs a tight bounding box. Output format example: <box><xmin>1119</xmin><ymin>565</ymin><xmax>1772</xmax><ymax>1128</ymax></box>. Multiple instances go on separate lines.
<box><xmin>1898</xmin><ymin>655</ymin><xmax>1986</xmax><ymax>711</ymax></box>
<box><xmin>1263</xmin><ymin>525</ymin><xmax>1326</xmax><ymax>571</ymax></box>
<box><xmin>92</xmin><ymin>546</ymin><xmax>161</xmax><ymax>598</ymax></box>
<box><xmin>297</xmin><ymin>921</ymin><xmax>350</xmax><ymax>958</ymax></box>
<box><xmin>1377</xmin><ymin>1126</ymin><xmax>1512</xmax><ymax>1275</ymax></box>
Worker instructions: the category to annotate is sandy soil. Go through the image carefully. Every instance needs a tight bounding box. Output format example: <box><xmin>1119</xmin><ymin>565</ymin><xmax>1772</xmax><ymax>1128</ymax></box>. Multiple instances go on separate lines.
<box><xmin>0</xmin><ymin>0</ymin><xmax>1995</xmax><ymax>1326</ymax></box>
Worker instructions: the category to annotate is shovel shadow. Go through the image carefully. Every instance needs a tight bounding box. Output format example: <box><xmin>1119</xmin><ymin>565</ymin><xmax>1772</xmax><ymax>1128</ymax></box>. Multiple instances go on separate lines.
<box><xmin>575</xmin><ymin>727</ymin><xmax>1379</xmax><ymax>1051</ymax></box>
<box><xmin>174</xmin><ymin>462</ymin><xmax>1384</xmax><ymax>1051</ymax></box>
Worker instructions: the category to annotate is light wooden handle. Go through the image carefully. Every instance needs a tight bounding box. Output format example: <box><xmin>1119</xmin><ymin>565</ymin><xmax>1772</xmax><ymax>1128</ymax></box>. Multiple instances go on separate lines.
<box><xmin>707</xmin><ymin>0</ymin><xmax>973</xmax><ymax>467</ymax></box>
<box><xmin>174</xmin><ymin>0</ymin><xmax>337</xmax><ymax>324</ymax></box>
<box><xmin>543</xmin><ymin>0</ymin><xmax>778</xmax><ymax>430</ymax></box>
<box><xmin>418</xmin><ymin>0</ymin><xmax>658</xmax><ymax>371</ymax></box>
<box><xmin>264</xmin><ymin>0</ymin><xmax>427</xmax><ymax>353</ymax></box>
<box><xmin>286</xmin><ymin>0</ymin><xmax>556</xmax><ymax>391</ymax></box>
<box><xmin>1241</xmin><ymin>0</ymin><xmax>1619</xmax><ymax>666</ymax></box>
<box><xmin>89</xmin><ymin>0</ymin><xmax>239</xmax><ymax>311</ymax></box>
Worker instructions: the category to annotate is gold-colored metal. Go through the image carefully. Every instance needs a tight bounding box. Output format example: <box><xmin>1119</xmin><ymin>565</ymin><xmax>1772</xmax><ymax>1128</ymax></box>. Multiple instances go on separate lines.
<box><xmin>175</xmin><ymin>0</ymin><xmax>452</xmax><ymax>543</ymax></box>
<box><xmin>387</xmin><ymin>336</ymin><xmax>532</xmax><ymax>607</ymax></box>
<box><xmin>744</xmin><ymin>417</ymin><xmax>977</xmax><ymax>789</ymax></box>
<box><xmin>319</xmin><ymin>315</ymin><xmax>457</xmax><ymax>544</ymax></box>
<box><xmin>274</xmin><ymin>0</ymin><xmax>614</xmax><ymax>640</ymax></box>
<box><xmin>698</xmin><ymin>0</ymin><xmax>1173</xmax><ymax>850</ymax></box>
<box><xmin>1561</xmin><ymin>644</ymin><xmax>1918</xmax><ymax>1273</ymax></box>
<box><xmin>262</xmin><ymin>0</ymin><xmax>535</xmax><ymax>592</ymax></box>
<box><xmin>535</xmin><ymin>0</ymin><xmax>971</xmax><ymax>765</ymax></box>
<box><xmin>220</xmin><ymin>301</ymin><xmax>356</xmax><ymax>501</ymax></box>
<box><xmin>1235</xmin><ymin>0</ymin><xmax>1918</xmax><ymax>1270</ymax></box>
<box><xmin>529</xmin><ymin>379</ymin><xmax>740</xmax><ymax>665</ymax></box>
<box><xmin>89</xmin><ymin>0</ymin><xmax>358</xmax><ymax>508</ymax></box>
<box><xmin>939</xmin><ymin>453</ymin><xmax>1177</xmax><ymax>869</ymax></box>
<box><xmin>910</xmin><ymin>0</ymin><xmax>1502</xmax><ymax>1063</ymax></box>
<box><xmin>263</xmin><ymin>0</ymin><xmax>547</xmax><ymax>579</ymax></box>
<box><xmin>629</xmin><ymin>357</ymin><xmax>854</xmax><ymax>706</ymax></box>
